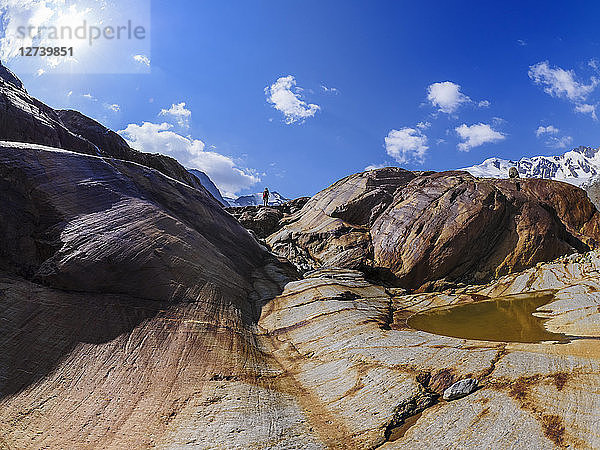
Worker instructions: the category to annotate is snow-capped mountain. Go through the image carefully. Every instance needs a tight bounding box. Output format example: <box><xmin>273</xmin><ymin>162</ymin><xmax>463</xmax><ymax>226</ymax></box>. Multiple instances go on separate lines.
<box><xmin>461</xmin><ymin>146</ymin><xmax>600</xmax><ymax>187</ymax></box>
<box><xmin>224</xmin><ymin>191</ymin><xmax>290</xmax><ymax>207</ymax></box>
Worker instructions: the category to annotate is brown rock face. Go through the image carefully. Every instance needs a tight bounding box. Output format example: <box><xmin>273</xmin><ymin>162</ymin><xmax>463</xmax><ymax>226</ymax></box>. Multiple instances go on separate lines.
<box><xmin>268</xmin><ymin>169</ymin><xmax>600</xmax><ymax>290</ymax></box>
<box><xmin>267</xmin><ymin>167</ymin><xmax>418</xmax><ymax>272</ymax></box>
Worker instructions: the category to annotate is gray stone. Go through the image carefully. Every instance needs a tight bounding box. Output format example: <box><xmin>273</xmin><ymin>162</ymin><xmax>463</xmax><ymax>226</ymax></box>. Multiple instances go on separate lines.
<box><xmin>443</xmin><ymin>378</ymin><xmax>479</xmax><ymax>401</ymax></box>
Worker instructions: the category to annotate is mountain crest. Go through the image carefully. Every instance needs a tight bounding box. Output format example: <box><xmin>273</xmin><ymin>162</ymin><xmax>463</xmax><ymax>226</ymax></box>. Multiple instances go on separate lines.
<box><xmin>462</xmin><ymin>146</ymin><xmax>600</xmax><ymax>187</ymax></box>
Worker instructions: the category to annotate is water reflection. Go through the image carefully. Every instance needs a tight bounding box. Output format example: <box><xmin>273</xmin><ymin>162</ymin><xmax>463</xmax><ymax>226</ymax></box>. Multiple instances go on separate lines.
<box><xmin>408</xmin><ymin>291</ymin><xmax>569</xmax><ymax>343</ymax></box>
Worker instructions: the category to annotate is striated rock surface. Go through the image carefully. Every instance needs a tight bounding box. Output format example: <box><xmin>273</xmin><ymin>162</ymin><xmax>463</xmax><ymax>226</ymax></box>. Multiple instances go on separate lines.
<box><xmin>0</xmin><ymin>142</ymin><xmax>315</xmax><ymax>448</ymax></box>
<box><xmin>268</xmin><ymin>169</ymin><xmax>600</xmax><ymax>290</ymax></box>
<box><xmin>258</xmin><ymin>252</ymin><xmax>600</xmax><ymax>449</ymax></box>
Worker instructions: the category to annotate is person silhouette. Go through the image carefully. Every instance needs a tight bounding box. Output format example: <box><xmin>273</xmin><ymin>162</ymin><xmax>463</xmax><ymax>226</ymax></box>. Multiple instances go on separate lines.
<box><xmin>262</xmin><ymin>187</ymin><xmax>270</xmax><ymax>206</ymax></box>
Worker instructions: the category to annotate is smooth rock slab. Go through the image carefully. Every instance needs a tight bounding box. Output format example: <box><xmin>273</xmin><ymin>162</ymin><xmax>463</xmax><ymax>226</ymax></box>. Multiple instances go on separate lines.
<box><xmin>443</xmin><ymin>378</ymin><xmax>479</xmax><ymax>401</ymax></box>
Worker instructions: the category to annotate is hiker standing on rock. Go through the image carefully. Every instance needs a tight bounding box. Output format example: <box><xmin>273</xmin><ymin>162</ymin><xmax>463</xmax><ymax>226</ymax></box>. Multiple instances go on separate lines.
<box><xmin>263</xmin><ymin>187</ymin><xmax>270</xmax><ymax>206</ymax></box>
<box><xmin>509</xmin><ymin>167</ymin><xmax>521</xmax><ymax>191</ymax></box>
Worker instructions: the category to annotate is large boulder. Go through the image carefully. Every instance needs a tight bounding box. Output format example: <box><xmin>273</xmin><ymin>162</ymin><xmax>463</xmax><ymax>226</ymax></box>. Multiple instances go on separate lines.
<box><xmin>268</xmin><ymin>169</ymin><xmax>600</xmax><ymax>290</ymax></box>
<box><xmin>267</xmin><ymin>167</ymin><xmax>418</xmax><ymax>272</ymax></box>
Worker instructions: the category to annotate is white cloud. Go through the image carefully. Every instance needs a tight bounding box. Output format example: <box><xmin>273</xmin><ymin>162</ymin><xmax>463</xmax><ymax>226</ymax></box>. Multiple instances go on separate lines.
<box><xmin>416</xmin><ymin>121</ymin><xmax>431</xmax><ymax>130</ymax></box>
<box><xmin>478</xmin><ymin>100</ymin><xmax>491</xmax><ymax>108</ymax></box>
<box><xmin>133</xmin><ymin>54</ymin><xmax>151</xmax><ymax>67</ymax></box>
<box><xmin>106</xmin><ymin>103</ymin><xmax>120</xmax><ymax>113</ymax></box>
<box><xmin>159</xmin><ymin>102</ymin><xmax>192</xmax><ymax>128</ymax></box>
<box><xmin>575</xmin><ymin>103</ymin><xmax>597</xmax><ymax>120</ymax></box>
<box><xmin>365</xmin><ymin>163</ymin><xmax>387</xmax><ymax>171</ymax></box>
<box><xmin>321</xmin><ymin>84</ymin><xmax>339</xmax><ymax>94</ymax></box>
<box><xmin>528</xmin><ymin>61</ymin><xmax>598</xmax><ymax>102</ymax></box>
<box><xmin>427</xmin><ymin>81</ymin><xmax>470</xmax><ymax>114</ymax></box>
<box><xmin>0</xmin><ymin>0</ymin><xmax>55</xmax><ymax>60</ymax></box>
<box><xmin>82</xmin><ymin>93</ymin><xmax>97</xmax><ymax>101</ymax></box>
<box><xmin>265</xmin><ymin>75</ymin><xmax>320</xmax><ymax>124</ymax></box>
<box><xmin>517</xmin><ymin>39</ymin><xmax>527</xmax><ymax>46</ymax></box>
<box><xmin>535</xmin><ymin>125</ymin><xmax>559</xmax><ymax>137</ymax></box>
<box><xmin>534</xmin><ymin>125</ymin><xmax>572</xmax><ymax>149</ymax></box>
<box><xmin>455</xmin><ymin>123</ymin><xmax>505</xmax><ymax>152</ymax></box>
<box><xmin>118</xmin><ymin>122</ymin><xmax>260</xmax><ymax>196</ymax></box>
<box><xmin>546</xmin><ymin>135</ymin><xmax>573</xmax><ymax>149</ymax></box>
<box><xmin>384</xmin><ymin>127</ymin><xmax>429</xmax><ymax>164</ymax></box>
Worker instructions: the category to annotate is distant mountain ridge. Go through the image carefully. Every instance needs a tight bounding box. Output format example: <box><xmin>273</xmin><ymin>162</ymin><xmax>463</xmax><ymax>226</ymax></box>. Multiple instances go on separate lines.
<box><xmin>225</xmin><ymin>191</ymin><xmax>290</xmax><ymax>207</ymax></box>
<box><xmin>187</xmin><ymin>167</ymin><xmax>291</xmax><ymax>207</ymax></box>
<box><xmin>461</xmin><ymin>146</ymin><xmax>600</xmax><ymax>187</ymax></box>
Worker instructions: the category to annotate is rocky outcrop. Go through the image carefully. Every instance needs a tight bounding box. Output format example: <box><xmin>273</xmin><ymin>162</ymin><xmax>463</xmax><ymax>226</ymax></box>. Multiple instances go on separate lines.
<box><xmin>56</xmin><ymin>110</ymin><xmax>209</xmax><ymax>192</ymax></box>
<box><xmin>229</xmin><ymin>207</ymin><xmax>284</xmax><ymax>238</ymax></box>
<box><xmin>268</xmin><ymin>167</ymin><xmax>418</xmax><ymax>272</ymax></box>
<box><xmin>0</xmin><ymin>63</ymin><xmax>208</xmax><ymax>192</ymax></box>
<box><xmin>268</xmin><ymin>169</ymin><xmax>600</xmax><ymax>290</ymax></box>
<box><xmin>0</xmin><ymin>69</ymin><xmax>98</xmax><ymax>155</ymax></box>
<box><xmin>226</xmin><ymin>197</ymin><xmax>310</xmax><ymax>239</ymax></box>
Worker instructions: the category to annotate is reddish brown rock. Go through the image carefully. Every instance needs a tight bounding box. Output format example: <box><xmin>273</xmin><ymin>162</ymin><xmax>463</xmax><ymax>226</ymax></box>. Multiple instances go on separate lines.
<box><xmin>268</xmin><ymin>169</ymin><xmax>600</xmax><ymax>290</ymax></box>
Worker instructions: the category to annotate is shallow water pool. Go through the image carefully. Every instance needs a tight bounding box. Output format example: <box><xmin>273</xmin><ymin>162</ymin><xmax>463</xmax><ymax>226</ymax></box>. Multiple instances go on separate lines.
<box><xmin>407</xmin><ymin>291</ymin><xmax>569</xmax><ymax>343</ymax></box>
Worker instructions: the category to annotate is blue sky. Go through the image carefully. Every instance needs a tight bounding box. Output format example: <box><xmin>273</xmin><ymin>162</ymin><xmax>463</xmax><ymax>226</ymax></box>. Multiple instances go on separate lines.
<box><xmin>3</xmin><ymin>1</ymin><xmax>600</xmax><ymax>198</ymax></box>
